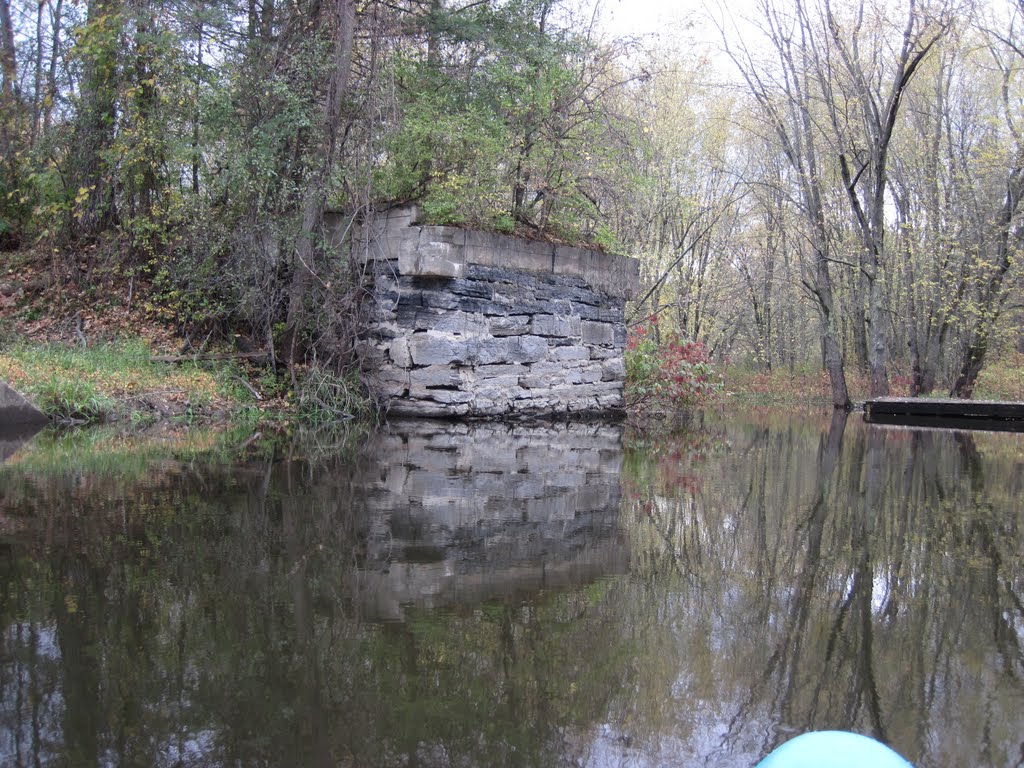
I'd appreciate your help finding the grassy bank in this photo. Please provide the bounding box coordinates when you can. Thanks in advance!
[0,334,378,427]
[0,339,263,425]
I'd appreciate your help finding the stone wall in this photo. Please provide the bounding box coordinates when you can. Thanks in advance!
[351,206,640,418]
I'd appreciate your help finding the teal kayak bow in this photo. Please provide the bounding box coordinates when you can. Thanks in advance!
[756,731,913,768]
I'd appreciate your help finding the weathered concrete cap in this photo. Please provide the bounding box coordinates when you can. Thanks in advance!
[0,380,49,426]
[355,205,642,299]
[392,223,640,299]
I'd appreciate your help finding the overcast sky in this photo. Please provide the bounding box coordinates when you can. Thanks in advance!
[586,0,766,78]
[598,0,704,37]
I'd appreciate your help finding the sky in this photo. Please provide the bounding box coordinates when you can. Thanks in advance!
[598,0,765,37]
[584,0,767,79]
[598,0,706,38]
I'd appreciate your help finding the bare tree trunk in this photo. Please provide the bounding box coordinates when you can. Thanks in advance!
[849,267,869,370]
[32,0,44,143]
[43,0,64,135]
[191,7,203,194]
[866,263,890,396]
[950,165,1023,397]
[0,0,15,102]
[283,0,356,366]
[816,239,851,409]
[724,0,852,408]
[69,0,121,240]
[762,234,775,371]
[132,0,158,222]
[817,0,949,397]
[511,0,553,226]
[0,0,18,189]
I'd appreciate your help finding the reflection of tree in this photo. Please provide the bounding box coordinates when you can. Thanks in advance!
[956,432,1024,680]
[751,410,849,753]
[621,416,1024,767]
[4,420,1024,766]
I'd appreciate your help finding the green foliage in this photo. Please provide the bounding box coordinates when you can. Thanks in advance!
[592,223,623,253]
[374,0,622,242]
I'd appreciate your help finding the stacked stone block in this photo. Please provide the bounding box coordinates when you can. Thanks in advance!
[353,206,640,418]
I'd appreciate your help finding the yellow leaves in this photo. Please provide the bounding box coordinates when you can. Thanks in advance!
[75,186,96,206]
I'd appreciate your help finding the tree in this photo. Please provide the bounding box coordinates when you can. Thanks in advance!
[948,0,1024,397]
[376,0,631,240]
[811,0,950,397]
[0,0,22,246]
[67,0,122,241]
[282,0,357,367]
[724,0,852,408]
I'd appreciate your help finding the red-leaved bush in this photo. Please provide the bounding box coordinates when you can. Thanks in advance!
[625,318,721,412]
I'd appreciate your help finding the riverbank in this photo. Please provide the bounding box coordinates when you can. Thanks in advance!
[5,335,1022,428]
[3,241,1021,427]
[720,356,1024,408]
[0,338,270,426]
[0,248,369,426]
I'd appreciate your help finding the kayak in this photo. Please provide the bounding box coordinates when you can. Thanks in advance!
[756,731,913,768]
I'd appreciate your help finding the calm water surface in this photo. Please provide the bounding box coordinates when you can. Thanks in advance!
[1,413,1023,767]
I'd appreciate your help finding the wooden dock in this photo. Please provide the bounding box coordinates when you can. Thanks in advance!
[864,397,1024,433]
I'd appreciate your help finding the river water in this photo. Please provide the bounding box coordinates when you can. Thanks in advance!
[1,413,1023,767]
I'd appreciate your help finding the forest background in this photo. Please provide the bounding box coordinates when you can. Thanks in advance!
[0,0,1021,419]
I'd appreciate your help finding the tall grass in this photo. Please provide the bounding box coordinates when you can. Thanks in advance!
[32,377,114,423]
[0,339,240,423]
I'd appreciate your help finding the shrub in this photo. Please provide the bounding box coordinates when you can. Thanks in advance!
[295,365,373,425]
[625,320,721,413]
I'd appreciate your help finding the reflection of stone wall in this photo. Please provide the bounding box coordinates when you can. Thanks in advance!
[349,205,640,418]
[353,420,628,620]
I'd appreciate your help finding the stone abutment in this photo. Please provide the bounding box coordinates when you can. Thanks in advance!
[347,206,640,418]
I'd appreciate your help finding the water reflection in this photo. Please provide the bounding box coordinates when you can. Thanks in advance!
[0,422,631,767]
[617,413,1024,766]
[0,424,42,465]
[354,420,628,620]
[0,417,1022,767]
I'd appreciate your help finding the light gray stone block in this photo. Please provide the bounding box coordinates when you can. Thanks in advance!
[389,338,412,368]
[531,314,581,338]
[408,333,475,366]
[601,357,626,380]
[581,320,615,346]
[553,346,591,362]
[488,315,531,337]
